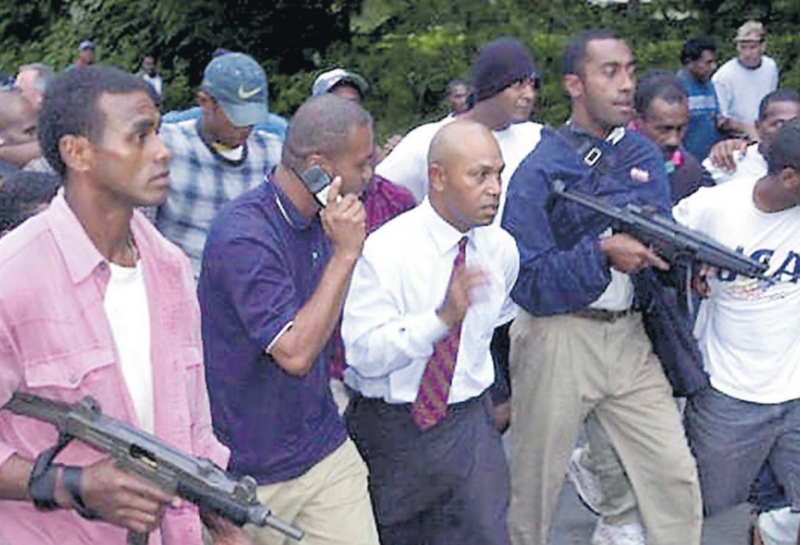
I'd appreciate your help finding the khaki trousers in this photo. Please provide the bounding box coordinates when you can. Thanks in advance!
[507,311,702,545]
[248,439,379,545]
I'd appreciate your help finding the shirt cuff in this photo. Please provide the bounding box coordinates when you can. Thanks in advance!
[266,320,294,353]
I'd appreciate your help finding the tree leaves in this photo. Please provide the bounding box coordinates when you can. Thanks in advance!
[0,0,796,135]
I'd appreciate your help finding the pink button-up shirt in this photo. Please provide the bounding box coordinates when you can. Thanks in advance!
[0,193,229,544]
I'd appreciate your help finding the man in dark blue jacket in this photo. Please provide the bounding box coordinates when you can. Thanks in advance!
[502,30,702,545]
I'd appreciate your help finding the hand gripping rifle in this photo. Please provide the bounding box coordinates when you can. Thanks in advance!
[551,180,770,310]
[4,392,304,544]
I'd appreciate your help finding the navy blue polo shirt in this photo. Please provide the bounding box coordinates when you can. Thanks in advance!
[198,172,346,484]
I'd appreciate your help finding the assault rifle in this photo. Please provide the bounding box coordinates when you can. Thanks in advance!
[551,180,770,297]
[4,393,303,544]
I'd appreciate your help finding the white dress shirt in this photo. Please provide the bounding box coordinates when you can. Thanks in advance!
[343,199,519,404]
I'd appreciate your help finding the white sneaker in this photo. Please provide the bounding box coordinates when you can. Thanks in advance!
[591,518,647,545]
[567,446,603,515]
[757,507,800,545]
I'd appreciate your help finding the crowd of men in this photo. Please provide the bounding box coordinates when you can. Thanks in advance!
[0,17,797,545]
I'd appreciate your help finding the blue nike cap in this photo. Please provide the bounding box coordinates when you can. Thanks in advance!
[200,52,268,127]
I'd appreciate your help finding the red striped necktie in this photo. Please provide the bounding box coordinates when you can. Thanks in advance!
[411,236,468,430]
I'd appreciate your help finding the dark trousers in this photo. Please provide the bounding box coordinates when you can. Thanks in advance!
[685,387,800,515]
[489,322,512,405]
[345,393,511,545]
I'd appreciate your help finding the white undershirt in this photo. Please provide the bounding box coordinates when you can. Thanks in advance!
[590,228,635,311]
[104,260,155,433]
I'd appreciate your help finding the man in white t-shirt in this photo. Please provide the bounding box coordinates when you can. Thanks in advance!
[703,90,798,185]
[375,36,543,222]
[138,56,163,97]
[712,21,778,141]
[676,117,800,545]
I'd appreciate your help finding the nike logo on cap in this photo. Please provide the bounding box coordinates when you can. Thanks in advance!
[238,85,262,100]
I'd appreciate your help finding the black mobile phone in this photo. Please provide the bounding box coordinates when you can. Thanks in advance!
[300,165,333,206]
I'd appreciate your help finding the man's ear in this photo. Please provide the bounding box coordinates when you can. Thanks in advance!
[197,90,213,112]
[428,162,446,194]
[304,153,332,175]
[563,74,583,101]
[59,134,94,175]
[779,167,800,193]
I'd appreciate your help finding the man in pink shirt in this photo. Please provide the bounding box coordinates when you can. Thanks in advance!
[0,65,248,544]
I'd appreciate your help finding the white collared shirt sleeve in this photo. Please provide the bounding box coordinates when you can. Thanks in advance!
[343,246,449,379]
[496,234,520,326]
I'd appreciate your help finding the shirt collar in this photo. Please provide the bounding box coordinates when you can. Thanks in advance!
[195,118,249,167]
[268,172,315,231]
[420,198,474,256]
[565,120,626,144]
[45,190,109,284]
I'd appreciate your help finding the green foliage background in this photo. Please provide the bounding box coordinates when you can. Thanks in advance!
[1,0,798,138]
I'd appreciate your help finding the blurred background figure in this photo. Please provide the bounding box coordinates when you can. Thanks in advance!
[0,89,40,175]
[445,78,472,116]
[0,171,60,235]
[677,37,723,162]
[68,40,96,70]
[14,63,53,111]
[712,21,778,141]
[137,55,163,97]
[312,68,369,102]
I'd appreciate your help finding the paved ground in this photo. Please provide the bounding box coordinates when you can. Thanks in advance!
[549,478,752,544]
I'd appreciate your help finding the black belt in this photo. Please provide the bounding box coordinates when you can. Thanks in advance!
[573,307,637,323]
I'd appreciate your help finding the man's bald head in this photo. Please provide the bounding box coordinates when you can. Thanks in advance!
[0,90,37,146]
[428,119,499,169]
[427,120,504,232]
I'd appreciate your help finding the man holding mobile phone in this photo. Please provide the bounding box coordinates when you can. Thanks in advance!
[197,94,379,545]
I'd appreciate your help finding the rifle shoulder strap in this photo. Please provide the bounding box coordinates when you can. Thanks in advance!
[554,125,625,177]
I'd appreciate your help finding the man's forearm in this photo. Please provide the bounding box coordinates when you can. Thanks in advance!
[0,454,73,508]
[720,117,758,141]
[269,249,358,376]
[0,454,32,501]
